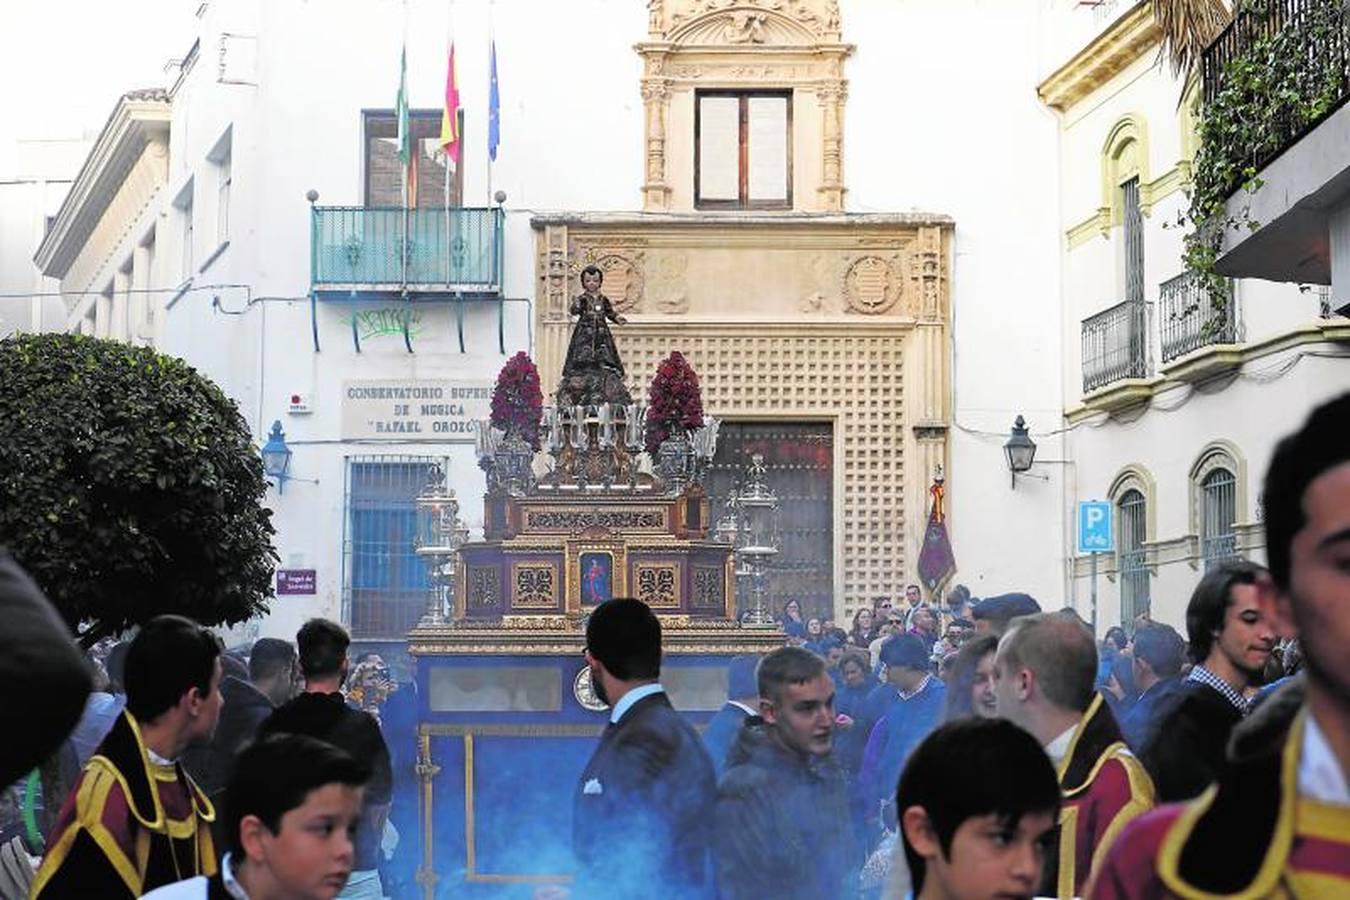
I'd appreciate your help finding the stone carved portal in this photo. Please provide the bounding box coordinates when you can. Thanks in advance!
[638,0,852,211]
[534,214,953,613]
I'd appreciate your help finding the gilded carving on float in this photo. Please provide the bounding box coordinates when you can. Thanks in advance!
[692,565,725,609]
[636,563,681,608]
[511,562,558,609]
[521,506,669,534]
[467,566,500,609]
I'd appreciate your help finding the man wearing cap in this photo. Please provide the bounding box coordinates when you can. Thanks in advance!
[703,655,760,778]
[971,592,1042,637]
[859,634,946,818]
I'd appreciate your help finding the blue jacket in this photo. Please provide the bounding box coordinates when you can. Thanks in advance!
[1119,675,1184,752]
[714,721,861,899]
[860,678,946,807]
[702,701,754,778]
[832,679,878,776]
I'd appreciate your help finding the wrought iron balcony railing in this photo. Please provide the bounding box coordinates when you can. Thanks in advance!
[310,206,503,291]
[1160,272,1237,363]
[1081,300,1150,393]
[1201,0,1350,192]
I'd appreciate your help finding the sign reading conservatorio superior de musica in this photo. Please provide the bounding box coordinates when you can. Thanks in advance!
[341,380,493,441]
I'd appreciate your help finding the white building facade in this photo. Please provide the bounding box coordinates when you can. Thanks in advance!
[1040,0,1350,633]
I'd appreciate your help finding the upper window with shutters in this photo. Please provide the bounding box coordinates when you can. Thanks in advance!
[694,90,792,210]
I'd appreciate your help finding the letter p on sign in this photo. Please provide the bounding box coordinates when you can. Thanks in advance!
[1078,501,1114,554]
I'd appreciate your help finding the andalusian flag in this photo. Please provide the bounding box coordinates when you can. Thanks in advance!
[440,43,461,166]
[395,46,411,167]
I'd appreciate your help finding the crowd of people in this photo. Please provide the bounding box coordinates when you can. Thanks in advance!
[0,396,1346,899]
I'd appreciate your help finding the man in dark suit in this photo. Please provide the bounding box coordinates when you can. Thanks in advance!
[571,598,716,899]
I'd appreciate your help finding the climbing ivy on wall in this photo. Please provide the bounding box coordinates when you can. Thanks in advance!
[1183,0,1349,297]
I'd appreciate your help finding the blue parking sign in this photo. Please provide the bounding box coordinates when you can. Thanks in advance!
[1078,501,1114,554]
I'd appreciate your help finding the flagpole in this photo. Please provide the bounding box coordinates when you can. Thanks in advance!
[487,0,495,209]
[400,1,409,292]
[445,0,454,286]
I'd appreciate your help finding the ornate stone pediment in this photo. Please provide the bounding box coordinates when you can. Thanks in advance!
[653,0,842,43]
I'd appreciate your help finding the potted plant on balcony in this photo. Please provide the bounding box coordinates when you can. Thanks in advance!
[489,351,543,494]
[645,351,705,491]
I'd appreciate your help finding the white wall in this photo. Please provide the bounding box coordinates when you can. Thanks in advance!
[845,0,1067,604]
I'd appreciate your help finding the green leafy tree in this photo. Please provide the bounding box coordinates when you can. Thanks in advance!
[0,334,277,646]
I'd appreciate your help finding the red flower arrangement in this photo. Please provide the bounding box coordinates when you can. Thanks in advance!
[645,350,705,454]
[490,351,544,451]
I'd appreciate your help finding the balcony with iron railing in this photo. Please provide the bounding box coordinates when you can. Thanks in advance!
[307,206,507,352]
[1160,271,1237,363]
[1202,0,1350,195]
[311,206,504,292]
[1081,300,1151,394]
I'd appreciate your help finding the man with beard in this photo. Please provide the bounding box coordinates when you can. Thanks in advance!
[1091,393,1350,898]
[714,647,860,899]
[571,599,715,899]
[32,616,223,899]
[1138,560,1275,802]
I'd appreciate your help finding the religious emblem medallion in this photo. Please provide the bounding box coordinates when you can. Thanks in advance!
[573,665,608,713]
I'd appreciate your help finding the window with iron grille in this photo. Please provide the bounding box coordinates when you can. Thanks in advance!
[1117,489,1149,621]
[1200,468,1238,570]
[1122,177,1144,305]
[343,456,441,639]
[702,422,833,619]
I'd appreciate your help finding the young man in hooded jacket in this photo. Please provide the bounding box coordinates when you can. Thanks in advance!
[714,647,861,900]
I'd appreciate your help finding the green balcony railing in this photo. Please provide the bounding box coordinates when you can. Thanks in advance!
[311,206,503,291]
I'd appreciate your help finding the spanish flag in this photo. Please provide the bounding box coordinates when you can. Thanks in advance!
[440,43,461,167]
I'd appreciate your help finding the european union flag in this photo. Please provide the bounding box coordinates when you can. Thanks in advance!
[488,40,500,162]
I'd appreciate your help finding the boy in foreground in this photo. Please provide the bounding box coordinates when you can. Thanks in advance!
[142,734,370,900]
[897,718,1061,900]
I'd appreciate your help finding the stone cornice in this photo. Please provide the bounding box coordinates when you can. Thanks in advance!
[530,211,953,229]
[34,95,171,279]
[1038,1,1162,112]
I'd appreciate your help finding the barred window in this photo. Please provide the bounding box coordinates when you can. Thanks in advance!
[1200,468,1238,570]
[1117,489,1149,621]
[343,456,441,639]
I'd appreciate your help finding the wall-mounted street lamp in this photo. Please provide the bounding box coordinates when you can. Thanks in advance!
[1004,415,1037,489]
[261,421,293,493]
[261,420,318,494]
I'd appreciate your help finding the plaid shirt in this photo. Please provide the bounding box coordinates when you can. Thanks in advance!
[1186,664,1249,714]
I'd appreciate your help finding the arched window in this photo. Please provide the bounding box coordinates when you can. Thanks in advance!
[1200,468,1237,569]
[1190,442,1246,571]
[1117,488,1150,621]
